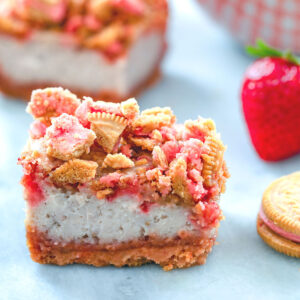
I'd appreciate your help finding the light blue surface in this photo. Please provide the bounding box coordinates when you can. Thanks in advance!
[0,1,299,299]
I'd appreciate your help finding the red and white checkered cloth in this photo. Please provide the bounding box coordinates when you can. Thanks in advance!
[198,0,300,52]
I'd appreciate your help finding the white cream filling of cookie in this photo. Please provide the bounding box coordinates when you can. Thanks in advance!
[26,185,202,244]
[0,30,163,96]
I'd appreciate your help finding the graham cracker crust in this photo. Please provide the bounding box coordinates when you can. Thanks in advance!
[26,226,215,271]
[0,65,161,103]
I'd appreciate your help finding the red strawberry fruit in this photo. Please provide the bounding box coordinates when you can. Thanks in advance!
[241,40,300,161]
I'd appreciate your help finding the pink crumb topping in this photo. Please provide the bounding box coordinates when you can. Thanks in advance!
[28,88,80,119]
[158,176,172,196]
[145,168,158,181]
[75,97,93,127]
[159,126,177,141]
[45,113,95,157]
[99,172,122,188]
[84,15,102,31]
[183,121,206,141]
[202,202,221,227]
[75,98,123,127]
[120,144,132,158]
[22,172,44,207]
[180,139,206,201]
[91,101,122,116]
[193,202,221,229]
[112,0,145,16]
[18,157,35,175]
[163,138,207,202]
[65,15,83,33]
[178,139,204,170]
[29,120,47,139]
[162,138,205,168]
[188,169,202,183]
[20,163,44,207]
[161,141,180,163]
[105,41,124,57]
[259,207,300,243]
[132,127,147,136]
[66,15,102,33]
[186,178,207,202]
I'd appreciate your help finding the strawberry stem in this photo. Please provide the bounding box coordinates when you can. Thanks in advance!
[246,39,300,65]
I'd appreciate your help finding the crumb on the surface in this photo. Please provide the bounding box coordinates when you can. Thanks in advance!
[103,153,134,169]
[45,113,96,160]
[51,159,98,185]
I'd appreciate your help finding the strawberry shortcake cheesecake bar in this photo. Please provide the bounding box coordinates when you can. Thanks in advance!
[0,0,167,101]
[19,87,229,270]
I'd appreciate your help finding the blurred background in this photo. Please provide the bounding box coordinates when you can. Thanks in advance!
[0,0,299,299]
[199,0,300,53]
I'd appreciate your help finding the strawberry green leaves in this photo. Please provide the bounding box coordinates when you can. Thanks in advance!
[246,39,300,65]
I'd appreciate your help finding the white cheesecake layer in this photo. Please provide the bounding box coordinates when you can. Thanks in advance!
[0,31,163,96]
[27,186,199,244]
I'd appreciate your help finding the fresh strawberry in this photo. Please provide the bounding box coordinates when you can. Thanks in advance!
[241,40,300,161]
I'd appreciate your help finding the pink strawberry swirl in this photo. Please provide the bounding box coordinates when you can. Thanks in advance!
[259,207,300,243]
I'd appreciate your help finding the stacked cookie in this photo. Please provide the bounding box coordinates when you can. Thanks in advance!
[257,172,300,258]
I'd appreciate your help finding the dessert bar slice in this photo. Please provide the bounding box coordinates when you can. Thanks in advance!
[19,87,229,270]
[0,0,167,101]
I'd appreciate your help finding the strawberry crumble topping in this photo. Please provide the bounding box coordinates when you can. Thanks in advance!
[27,88,80,122]
[29,120,47,139]
[45,113,96,160]
[19,88,229,230]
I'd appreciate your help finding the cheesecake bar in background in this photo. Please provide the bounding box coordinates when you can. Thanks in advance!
[19,87,229,270]
[0,0,167,101]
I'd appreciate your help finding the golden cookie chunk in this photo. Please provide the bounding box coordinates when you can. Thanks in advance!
[262,172,300,236]
[169,158,193,205]
[132,107,175,134]
[129,136,157,151]
[51,159,98,185]
[88,112,128,153]
[257,215,300,258]
[120,98,139,120]
[201,135,225,187]
[103,153,134,169]
[152,146,168,169]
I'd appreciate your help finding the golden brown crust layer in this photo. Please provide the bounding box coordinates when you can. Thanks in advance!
[257,215,300,258]
[262,172,300,236]
[26,226,215,270]
[0,64,161,102]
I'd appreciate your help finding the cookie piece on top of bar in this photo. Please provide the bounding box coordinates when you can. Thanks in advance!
[0,0,167,101]
[19,87,229,270]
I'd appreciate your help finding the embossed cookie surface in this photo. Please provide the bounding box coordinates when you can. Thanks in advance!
[262,172,300,236]
[258,172,300,258]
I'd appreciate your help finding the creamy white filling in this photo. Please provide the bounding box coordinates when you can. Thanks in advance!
[27,186,200,244]
[0,31,163,96]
